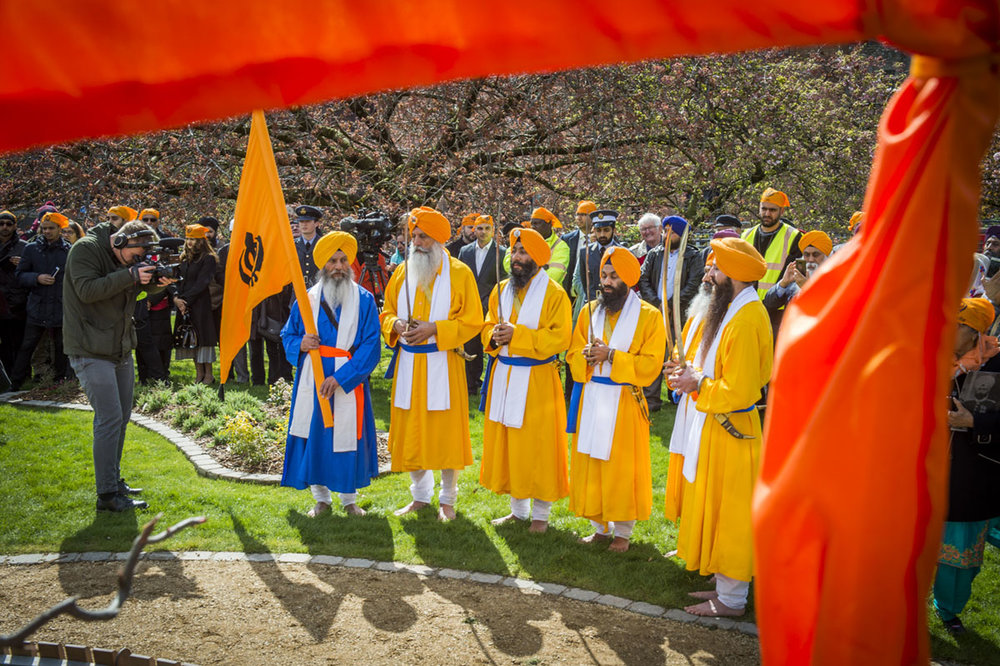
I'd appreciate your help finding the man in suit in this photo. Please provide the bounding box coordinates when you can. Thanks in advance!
[294,205,324,286]
[458,214,505,394]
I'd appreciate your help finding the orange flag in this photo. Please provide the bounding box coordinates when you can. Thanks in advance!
[220,109,332,426]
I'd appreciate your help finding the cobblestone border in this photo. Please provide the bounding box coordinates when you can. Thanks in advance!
[0,394,758,638]
[0,551,759,637]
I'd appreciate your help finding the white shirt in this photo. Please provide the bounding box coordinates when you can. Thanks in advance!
[474,240,493,274]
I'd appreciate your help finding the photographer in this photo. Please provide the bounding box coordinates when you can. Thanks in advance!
[63,220,174,512]
[762,229,832,337]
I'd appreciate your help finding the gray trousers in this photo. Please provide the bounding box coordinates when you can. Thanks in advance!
[70,355,134,495]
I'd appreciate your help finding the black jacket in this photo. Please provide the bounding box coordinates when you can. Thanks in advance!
[561,229,582,295]
[16,235,70,327]
[637,244,704,319]
[0,235,27,319]
[175,253,219,347]
[948,354,1000,522]
[457,240,505,312]
[579,239,624,301]
[296,236,320,286]
[446,234,474,258]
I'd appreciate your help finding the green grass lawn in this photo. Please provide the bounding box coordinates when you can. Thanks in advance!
[3,354,999,665]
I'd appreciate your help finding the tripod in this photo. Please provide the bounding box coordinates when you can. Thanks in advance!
[357,254,388,309]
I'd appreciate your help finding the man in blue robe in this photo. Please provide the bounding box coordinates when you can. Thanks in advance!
[281,231,381,517]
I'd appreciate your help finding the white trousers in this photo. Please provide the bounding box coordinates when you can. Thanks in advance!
[715,573,750,610]
[310,485,356,507]
[510,497,552,522]
[409,469,458,505]
[590,519,635,539]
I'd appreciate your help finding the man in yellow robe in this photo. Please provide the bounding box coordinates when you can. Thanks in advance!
[480,228,572,533]
[380,206,484,521]
[567,246,665,552]
[668,237,773,617]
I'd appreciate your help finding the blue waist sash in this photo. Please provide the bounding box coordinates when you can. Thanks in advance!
[478,354,558,412]
[566,376,628,434]
[384,342,439,379]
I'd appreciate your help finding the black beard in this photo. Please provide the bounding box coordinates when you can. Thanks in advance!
[599,282,629,313]
[510,260,537,290]
[669,237,681,250]
[699,277,735,360]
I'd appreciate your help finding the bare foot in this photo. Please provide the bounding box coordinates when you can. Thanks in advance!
[608,536,630,552]
[344,503,366,517]
[490,513,525,526]
[528,520,548,533]
[307,501,331,518]
[684,599,745,617]
[394,501,429,516]
[578,532,612,545]
[687,590,718,600]
[438,504,456,521]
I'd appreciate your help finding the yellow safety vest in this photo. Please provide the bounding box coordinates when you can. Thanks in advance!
[742,223,796,299]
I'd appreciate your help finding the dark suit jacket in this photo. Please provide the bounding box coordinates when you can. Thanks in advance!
[561,229,582,295]
[637,244,704,320]
[295,236,319,286]
[458,240,505,312]
[579,239,624,300]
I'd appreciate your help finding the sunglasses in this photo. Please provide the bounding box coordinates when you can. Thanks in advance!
[142,217,157,222]
[0,221,14,226]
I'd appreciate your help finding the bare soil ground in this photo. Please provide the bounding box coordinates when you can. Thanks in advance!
[2,561,761,665]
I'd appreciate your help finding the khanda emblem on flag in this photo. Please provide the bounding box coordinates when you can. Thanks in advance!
[238,232,265,287]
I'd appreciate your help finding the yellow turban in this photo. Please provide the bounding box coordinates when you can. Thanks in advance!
[314,230,358,267]
[600,246,641,287]
[139,208,160,220]
[407,206,451,244]
[849,211,864,231]
[476,214,493,227]
[958,298,995,333]
[461,213,479,227]
[798,230,833,256]
[185,224,208,239]
[705,250,716,269]
[531,206,561,229]
[509,227,551,267]
[108,205,137,222]
[41,212,69,229]
[710,237,767,282]
[577,200,597,215]
[760,188,790,208]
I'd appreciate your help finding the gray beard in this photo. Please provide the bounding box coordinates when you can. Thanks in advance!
[409,243,443,288]
[686,284,713,323]
[319,273,354,311]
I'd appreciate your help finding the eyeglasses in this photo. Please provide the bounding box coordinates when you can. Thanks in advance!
[142,217,157,222]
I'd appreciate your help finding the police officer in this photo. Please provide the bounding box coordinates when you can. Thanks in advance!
[294,205,323,286]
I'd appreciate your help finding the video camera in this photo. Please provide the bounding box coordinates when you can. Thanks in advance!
[340,211,394,265]
[141,237,184,281]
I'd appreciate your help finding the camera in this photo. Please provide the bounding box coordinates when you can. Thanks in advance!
[340,211,395,265]
[141,237,184,281]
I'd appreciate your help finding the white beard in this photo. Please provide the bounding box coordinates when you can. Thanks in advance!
[408,242,443,288]
[686,285,712,322]
[319,272,354,311]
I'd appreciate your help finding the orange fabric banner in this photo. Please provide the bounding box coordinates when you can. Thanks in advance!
[754,56,1000,664]
[220,110,332,426]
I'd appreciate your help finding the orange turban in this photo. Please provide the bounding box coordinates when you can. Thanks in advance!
[577,200,597,215]
[520,220,531,228]
[314,230,358,266]
[760,188,790,208]
[958,298,995,333]
[849,211,864,232]
[509,227,550,267]
[407,206,451,244]
[710,237,766,282]
[139,208,160,220]
[108,205,137,221]
[600,246,641,287]
[461,213,479,227]
[41,212,68,229]
[798,230,833,256]
[185,224,208,239]
[476,214,493,227]
[531,206,561,229]
[705,251,716,268]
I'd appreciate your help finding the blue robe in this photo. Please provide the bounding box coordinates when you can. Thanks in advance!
[280,286,381,493]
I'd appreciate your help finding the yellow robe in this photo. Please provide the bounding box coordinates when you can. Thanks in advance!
[567,298,666,524]
[480,276,572,501]
[663,315,705,522]
[675,299,772,581]
[380,254,484,471]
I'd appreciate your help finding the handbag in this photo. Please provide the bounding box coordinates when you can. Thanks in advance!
[173,312,199,349]
[256,308,284,343]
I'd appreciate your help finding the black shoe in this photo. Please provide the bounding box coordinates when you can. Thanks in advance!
[97,493,149,512]
[942,616,966,635]
[118,478,143,495]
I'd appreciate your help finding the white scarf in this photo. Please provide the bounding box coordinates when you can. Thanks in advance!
[576,290,642,461]
[393,248,451,411]
[289,281,360,452]
[672,285,758,483]
[487,270,549,428]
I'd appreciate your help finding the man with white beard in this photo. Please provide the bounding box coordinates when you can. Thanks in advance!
[381,206,483,521]
[280,231,382,518]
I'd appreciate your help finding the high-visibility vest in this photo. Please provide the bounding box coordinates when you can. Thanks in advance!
[742,223,797,299]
